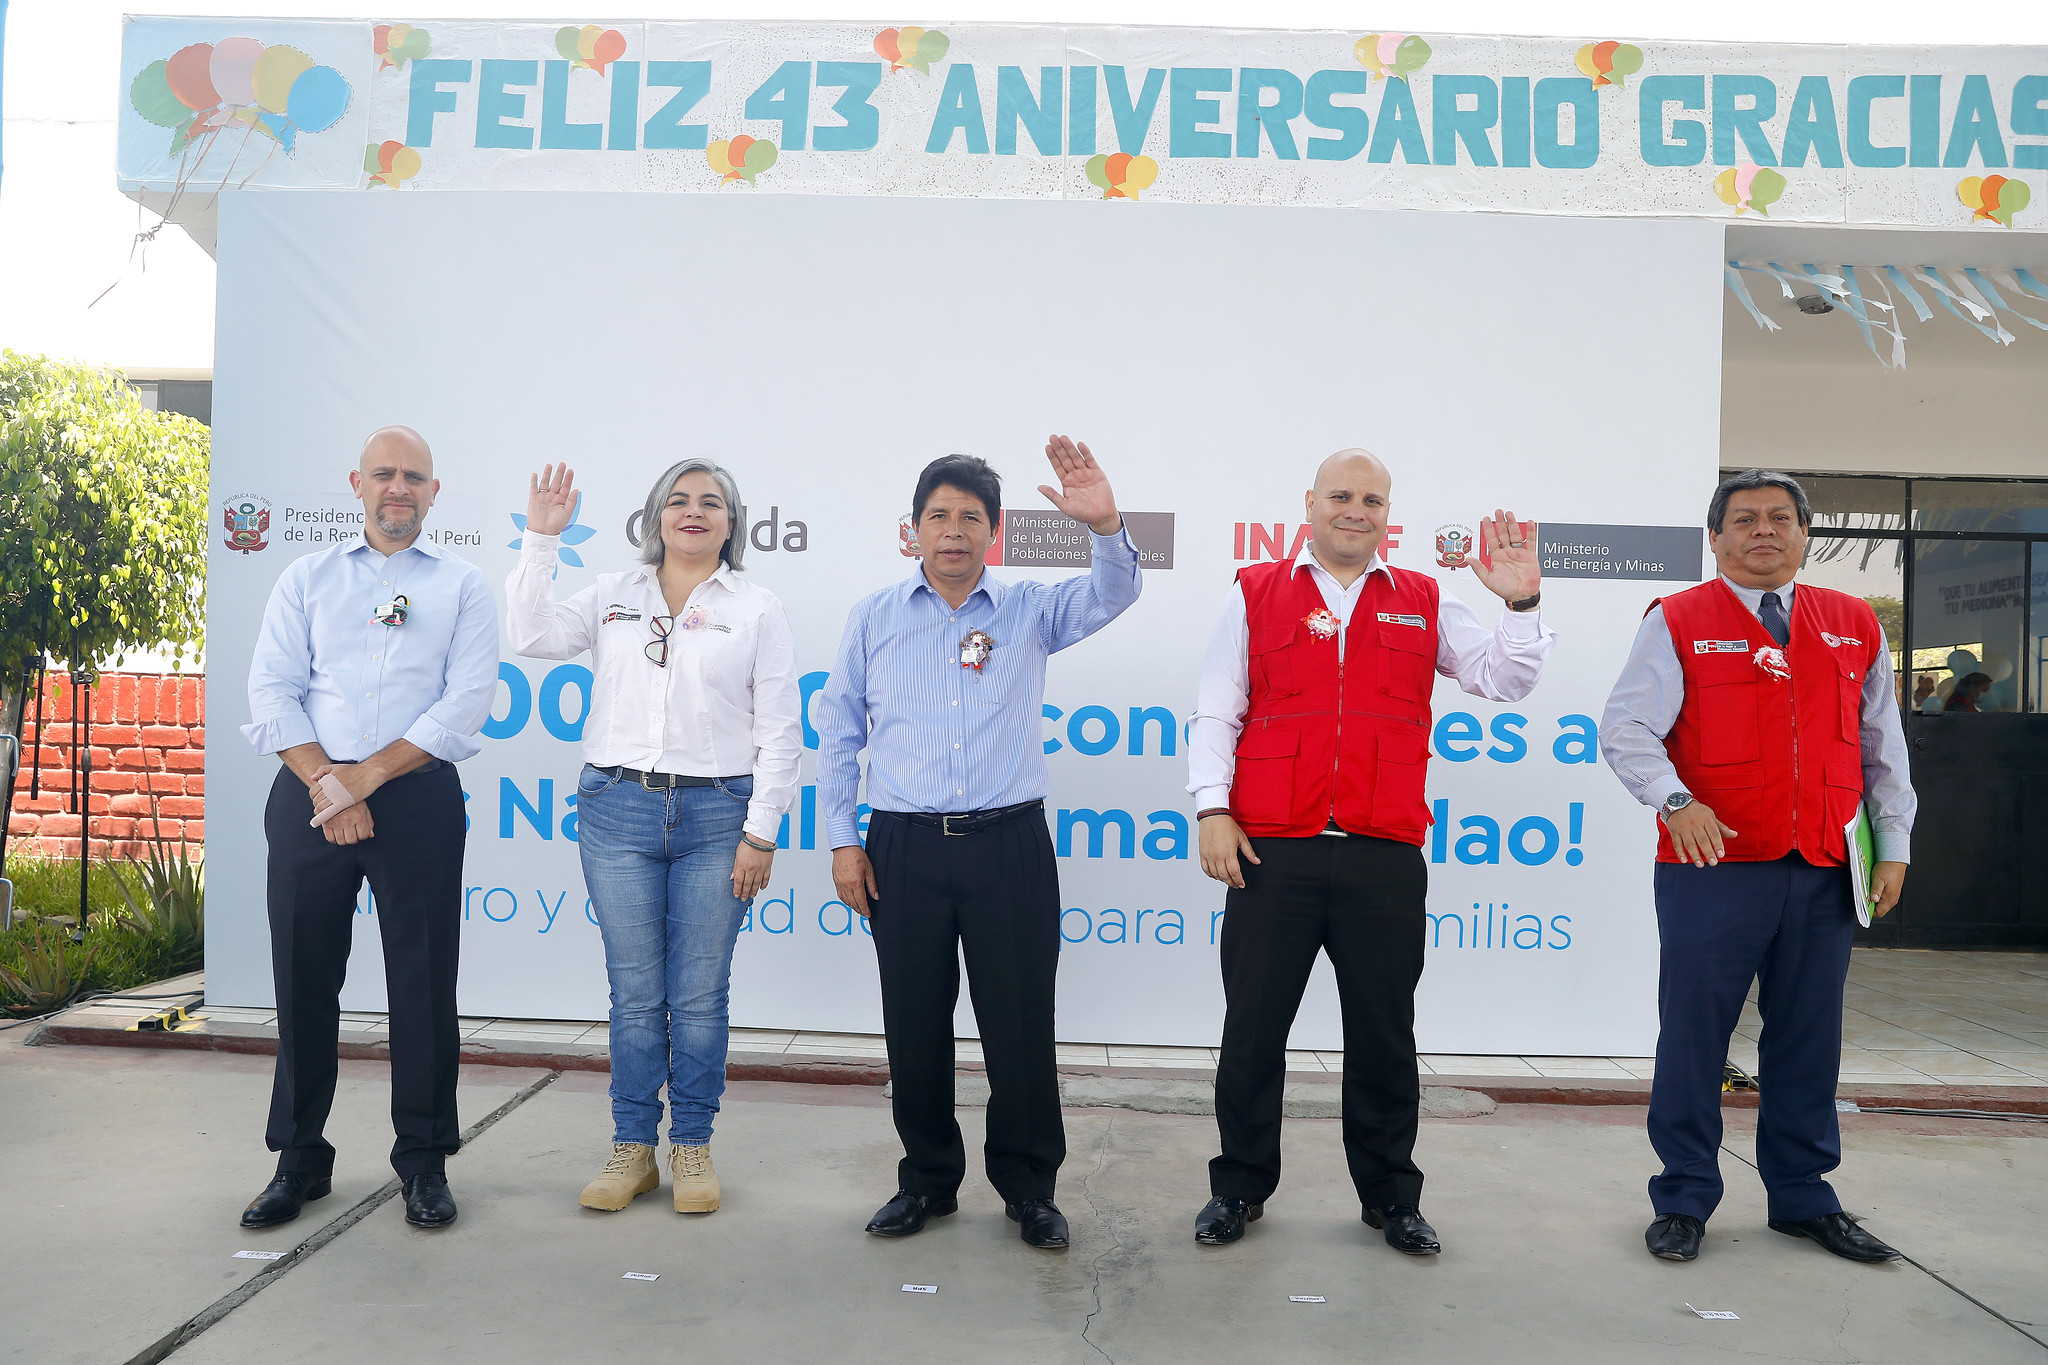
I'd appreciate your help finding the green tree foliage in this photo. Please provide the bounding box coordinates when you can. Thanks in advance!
[0,352,208,678]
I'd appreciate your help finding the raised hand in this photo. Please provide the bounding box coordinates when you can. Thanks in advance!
[526,463,579,537]
[1039,435,1122,536]
[1470,508,1541,604]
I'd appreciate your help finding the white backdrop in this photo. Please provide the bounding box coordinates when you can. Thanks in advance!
[206,191,1723,1054]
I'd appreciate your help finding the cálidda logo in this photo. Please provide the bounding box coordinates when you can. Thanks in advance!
[1714,162,1786,216]
[1354,34,1431,83]
[373,23,431,72]
[1959,175,2030,228]
[874,27,950,75]
[131,39,351,157]
[365,140,421,188]
[556,25,627,76]
[1574,41,1643,88]
[222,495,271,554]
[1086,153,1158,200]
[708,135,777,185]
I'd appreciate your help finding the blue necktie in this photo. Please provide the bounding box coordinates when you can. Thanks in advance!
[1760,591,1790,648]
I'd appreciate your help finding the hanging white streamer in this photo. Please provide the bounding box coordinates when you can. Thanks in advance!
[1944,269,2016,345]
[1724,264,1781,332]
[1973,269,2048,332]
[1916,266,2006,343]
[1866,265,1908,369]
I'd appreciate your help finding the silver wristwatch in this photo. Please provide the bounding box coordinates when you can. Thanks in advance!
[1660,791,1695,818]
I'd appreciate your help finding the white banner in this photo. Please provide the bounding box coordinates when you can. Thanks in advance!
[121,17,2048,231]
[204,191,1723,1055]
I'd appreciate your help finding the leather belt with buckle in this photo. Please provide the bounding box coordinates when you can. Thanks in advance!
[880,799,1046,837]
[599,765,744,791]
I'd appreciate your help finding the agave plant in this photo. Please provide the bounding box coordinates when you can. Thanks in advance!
[107,775,204,963]
[0,918,99,1016]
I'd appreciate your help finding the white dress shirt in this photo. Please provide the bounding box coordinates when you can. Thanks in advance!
[505,533,802,843]
[1188,548,1557,809]
[243,537,500,764]
[1598,576,1917,863]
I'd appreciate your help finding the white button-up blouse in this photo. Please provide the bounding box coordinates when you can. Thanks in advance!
[505,532,802,844]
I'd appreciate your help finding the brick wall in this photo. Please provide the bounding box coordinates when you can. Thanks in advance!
[7,672,206,861]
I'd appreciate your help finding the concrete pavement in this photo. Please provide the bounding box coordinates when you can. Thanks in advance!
[4,1032,2044,1364]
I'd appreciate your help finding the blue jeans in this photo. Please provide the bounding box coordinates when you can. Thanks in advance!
[576,765,752,1146]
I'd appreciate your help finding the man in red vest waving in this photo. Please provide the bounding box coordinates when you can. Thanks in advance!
[1186,449,1553,1253]
[1601,470,1914,1266]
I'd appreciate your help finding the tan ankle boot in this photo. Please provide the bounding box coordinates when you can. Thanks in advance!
[579,1143,659,1211]
[670,1144,720,1213]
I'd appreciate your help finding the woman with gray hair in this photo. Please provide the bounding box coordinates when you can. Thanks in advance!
[506,458,801,1217]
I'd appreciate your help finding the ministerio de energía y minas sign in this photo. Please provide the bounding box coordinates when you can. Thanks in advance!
[119,18,2046,230]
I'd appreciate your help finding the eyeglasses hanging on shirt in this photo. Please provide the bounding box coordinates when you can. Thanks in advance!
[644,605,730,667]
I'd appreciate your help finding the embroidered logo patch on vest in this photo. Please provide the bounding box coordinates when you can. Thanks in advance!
[1820,632,1864,648]
[1692,639,1750,654]
[1377,612,1427,628]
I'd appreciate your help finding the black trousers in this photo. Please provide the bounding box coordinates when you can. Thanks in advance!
[262,762,466,1178]
[866,808,1064,1203]
[1210,834,1428,1209]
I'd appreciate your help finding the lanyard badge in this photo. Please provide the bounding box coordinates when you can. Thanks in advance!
[960,629,995,671]
[373,594,409,627]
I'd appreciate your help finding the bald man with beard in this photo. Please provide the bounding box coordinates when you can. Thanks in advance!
[240,427,500,1232]
[1185,450,1555,1253]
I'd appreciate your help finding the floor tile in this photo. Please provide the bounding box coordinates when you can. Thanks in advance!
[1054,1045,1110,1065]
[1420,1055,1540,1076]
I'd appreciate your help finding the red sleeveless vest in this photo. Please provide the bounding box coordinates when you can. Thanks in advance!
[1229,558,1440,844]
[1655,578,1879,866]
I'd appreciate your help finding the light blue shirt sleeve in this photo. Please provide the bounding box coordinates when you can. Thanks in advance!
[400,566,502,763]
[1035,525,1143,652]
[242,560,322,756]
[816,597,873,850]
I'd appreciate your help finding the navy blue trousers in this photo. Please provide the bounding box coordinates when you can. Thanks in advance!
[1648,854,1854,1223]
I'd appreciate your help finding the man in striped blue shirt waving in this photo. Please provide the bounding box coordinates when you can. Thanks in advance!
[817,436,1143,1251]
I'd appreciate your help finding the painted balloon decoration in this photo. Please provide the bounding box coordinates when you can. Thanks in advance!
[1353,34,1431,82]
[874,26,950,75]
[556,25,628,76]
[708,135,778,186]
[1085,153,1159,200]
[1575,41,1643,88]
[131,40,351,156]
[1714,163,1787,216]
[1959,175,2030,228]
[365,140,422,189]
[373,24,432,72]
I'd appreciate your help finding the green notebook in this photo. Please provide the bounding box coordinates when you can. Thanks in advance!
[1845,804,1877,929]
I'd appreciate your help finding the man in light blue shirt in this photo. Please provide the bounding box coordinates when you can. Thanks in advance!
[818,437,1141,1250]
[239,426,498,1233]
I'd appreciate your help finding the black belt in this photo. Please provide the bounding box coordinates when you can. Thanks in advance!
[597,765,745,791]
[875,799,1045,837]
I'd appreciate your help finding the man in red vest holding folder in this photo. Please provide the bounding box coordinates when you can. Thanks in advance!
[1601,470,1914,1265]
[1187,449,1553,1252]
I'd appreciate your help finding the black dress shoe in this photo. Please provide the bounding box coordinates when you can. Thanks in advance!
[1363,1204,1441,1255]
[401,1173,458,1228]
[865,1189,958,1238]
[1768,1212,1900,1263]
[1005,1199,1069,1249]
[240,1171,332,1229]
[1194,1195,1263,1246]
[1646,1213,1705,1261]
